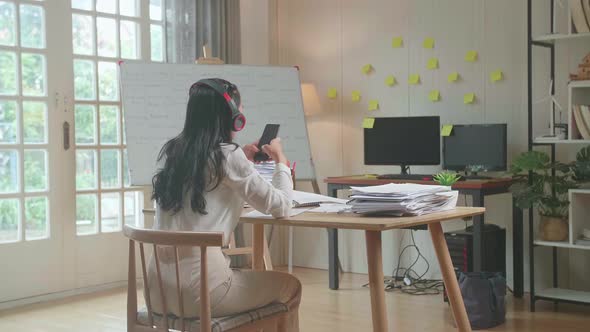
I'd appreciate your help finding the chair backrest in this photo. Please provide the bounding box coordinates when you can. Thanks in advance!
[123,225,224,332]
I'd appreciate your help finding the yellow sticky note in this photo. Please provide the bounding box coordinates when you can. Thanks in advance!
[490,70,503,82]
[427,58,439,70]
[327,88,338,99]
[392,36,403,48]
[362,64,373,75]
[408,74,420,85]
[464,93,475,104]
[385,75,396,87]
[441,125,453,137]
[429,90,440,102]
[351,90,361,102]
[368,100,379,111]
[362,117,375,129]
[448,72,459,83]
[465,50,478,62]
[423,37,435,49]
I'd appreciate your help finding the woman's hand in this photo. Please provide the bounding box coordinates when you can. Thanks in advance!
[242,141,260,162]
[262,138,288,165]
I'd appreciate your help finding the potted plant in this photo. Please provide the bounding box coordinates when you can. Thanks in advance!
[433,171,462,186]
[510,151,578,241]
[573,145,590,188]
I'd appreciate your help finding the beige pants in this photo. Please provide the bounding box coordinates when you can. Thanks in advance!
[210,270,301,329]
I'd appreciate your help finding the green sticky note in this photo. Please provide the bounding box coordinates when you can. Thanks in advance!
[362,117,375,129]
[368,100,379,111]
[441,125,453,137]
[351,90,361,102]
[385,75,396,87]
[423,37,435,49]
[408,74,420,85]
[448,72,459,83]
[392,36,403,48]
[490,70,503,82]
[464,93,475,104]
[429,90,440,102]
[362,64,373,75]
[465,50,478,62]
[427,57,439,70]
[327,88,338,99]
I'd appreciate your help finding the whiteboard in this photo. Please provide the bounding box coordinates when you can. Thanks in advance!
[120,63,315,185]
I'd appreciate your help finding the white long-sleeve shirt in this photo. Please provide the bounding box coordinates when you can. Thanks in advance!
[147,144,293,315]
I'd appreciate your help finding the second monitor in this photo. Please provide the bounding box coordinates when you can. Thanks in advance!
[364,116,440,175]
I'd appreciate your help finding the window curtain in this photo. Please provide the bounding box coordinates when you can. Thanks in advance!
[166,0,241,64]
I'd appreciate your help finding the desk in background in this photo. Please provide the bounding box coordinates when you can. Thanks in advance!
[324,176,524,298]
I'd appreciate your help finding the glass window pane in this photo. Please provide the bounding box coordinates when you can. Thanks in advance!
[120,20,139,59]
[120,0,138,17]
[19,5,45,49]
[98,61,119,101]
[101,192,120,232]
[25,196,48,240]
[0,51,17,95]
[100,149,120,188]
[74,59,96,100]
[0,198,19,243]
[72,14,94,55]
[21,53,46,96]
[0,1,16,46]
[24,149,47,192]
[76,149,97,190]
[75,104,96,145]
[23,101,47,144]
[123,148,130,187]
[99,105,119,144]
[149,0,162,21]
[72,0,93,10]
[124,191,142,226]
[0,149,18,193]
[150,24,163,62]
[76,194,97,235]
[97,17,117,57]
[96,0,116,14]
[0,100,17,144]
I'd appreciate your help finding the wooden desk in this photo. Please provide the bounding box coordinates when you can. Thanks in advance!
[241,207,485,332]
[324,176,524,298]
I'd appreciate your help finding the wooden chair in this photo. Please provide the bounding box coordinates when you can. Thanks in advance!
[124,225,293,332]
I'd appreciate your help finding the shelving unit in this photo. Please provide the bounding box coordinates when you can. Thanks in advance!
[527,0,590,311]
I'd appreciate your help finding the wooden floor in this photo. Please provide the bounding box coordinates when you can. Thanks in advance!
[1,267,589,331]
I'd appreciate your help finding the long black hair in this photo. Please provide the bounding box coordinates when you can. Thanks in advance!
[152,78,241,215]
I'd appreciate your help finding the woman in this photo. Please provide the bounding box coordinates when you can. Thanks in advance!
[147,78,301,328]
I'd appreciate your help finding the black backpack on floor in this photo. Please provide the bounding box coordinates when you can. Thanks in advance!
[457,271,506,330]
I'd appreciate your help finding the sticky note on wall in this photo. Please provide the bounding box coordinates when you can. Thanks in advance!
[463,93,475,104]
[490,70,503,82]
[423,37,435,49]
[427,58,439,69]
[327,88,338,99]
[465,50,478,62]
[408,74,420,85]
[362,64,373,75]
[368,100,379,111]
[429,90,440,102]
[362,117,375,129]
[351,90,361,102]
[392,37,403,48]
[441,125,453,136]
[385,75,396,86]
[448,72,459,83]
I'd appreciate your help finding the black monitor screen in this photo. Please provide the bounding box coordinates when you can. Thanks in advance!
[443,124,507,171]
[364,116,440,166]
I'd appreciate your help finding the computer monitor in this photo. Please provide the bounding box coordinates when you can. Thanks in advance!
[443,124,507,173]
[364,116,440,174]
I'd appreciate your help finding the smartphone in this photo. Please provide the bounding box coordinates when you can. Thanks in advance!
[254,124,280,162]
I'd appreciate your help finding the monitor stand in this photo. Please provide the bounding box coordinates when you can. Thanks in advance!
[463,170,492,180]
[400,164,410,175]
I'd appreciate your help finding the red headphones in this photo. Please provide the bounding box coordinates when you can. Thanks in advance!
[190,79,246,132]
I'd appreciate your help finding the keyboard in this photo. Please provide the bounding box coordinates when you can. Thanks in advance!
[376,174,434,181]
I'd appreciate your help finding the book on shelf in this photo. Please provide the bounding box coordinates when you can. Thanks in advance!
[574,236,590,246]
[572,104,590,139]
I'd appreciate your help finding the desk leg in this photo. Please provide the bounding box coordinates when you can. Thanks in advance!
[472,192,485,272]
[328,228,339,290]
[513,199,524,298]
[365,231,388,332]
[252,224,265,271]
[429,222,471,332]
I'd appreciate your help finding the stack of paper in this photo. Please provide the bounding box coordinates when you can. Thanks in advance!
[254,161,276,183]
[347,183,458,216]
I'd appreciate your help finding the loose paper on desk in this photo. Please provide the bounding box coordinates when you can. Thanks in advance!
[392,36,403,48]
[463,93,475,104]
[441,124,453,136]
[427,58,439,70]
[465,50,478,62]
[292,190,349,206]
[408,74,420,85]
[429,90,440,102]
[385,75,396,87]
[490,70,503,82]
[423,37,435,49]
[362,117,375,129]
[368,100,379,111]
[351,90,361,102]
[244,207,312,219]
[327,88,338,99]
[448,72,459,83]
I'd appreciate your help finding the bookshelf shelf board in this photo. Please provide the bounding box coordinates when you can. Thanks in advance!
[533,32,590,43]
